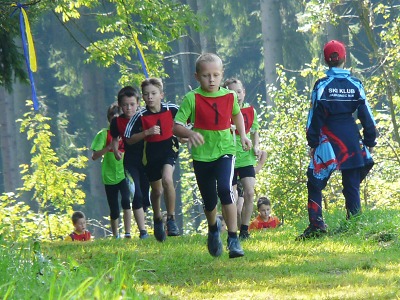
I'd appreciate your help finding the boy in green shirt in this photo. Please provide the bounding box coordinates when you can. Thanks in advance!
[173,53,252,258]
[224,78,261,240]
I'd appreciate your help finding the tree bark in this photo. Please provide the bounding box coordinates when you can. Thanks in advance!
[83,64,108,220]
[260,0,284,106]
[0,87,19,193]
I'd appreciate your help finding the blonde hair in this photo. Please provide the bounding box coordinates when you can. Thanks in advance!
[141,78,163,93]
[223,78,243,89]
[195,53,223,73]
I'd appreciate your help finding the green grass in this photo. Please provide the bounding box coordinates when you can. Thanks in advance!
[2,208,400,299]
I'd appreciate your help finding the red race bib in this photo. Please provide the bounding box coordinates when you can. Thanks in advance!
[141,110,173,142]
[232,106,254,134]
[194,93,234,130]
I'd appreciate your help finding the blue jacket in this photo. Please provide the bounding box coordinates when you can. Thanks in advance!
[307,68,377,171]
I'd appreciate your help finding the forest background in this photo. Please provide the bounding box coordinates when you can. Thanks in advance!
[0,0,399,240]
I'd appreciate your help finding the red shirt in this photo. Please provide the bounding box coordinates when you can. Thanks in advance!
[66,230,91,241]
[249,215,280,231]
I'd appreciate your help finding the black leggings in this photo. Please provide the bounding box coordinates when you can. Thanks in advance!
[193,155,235,212]
[105,179,130,220]
[125,164,151,210]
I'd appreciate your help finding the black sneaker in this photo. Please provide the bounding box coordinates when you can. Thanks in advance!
[154,219,166,242]
[166,219,180,236]
[207,218,223,257]
[296,225,327,241]
[227,236,245,258]
[239,230,250,240]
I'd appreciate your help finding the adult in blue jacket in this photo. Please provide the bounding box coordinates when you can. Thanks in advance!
[297,40,377,240]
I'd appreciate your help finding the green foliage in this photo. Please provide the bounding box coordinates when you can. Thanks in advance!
[17,102,87,213]
[0,239,151,299]
[52,0,200,86]
[0,101,88,241]
[1,208,400,298]
[256,66,313,222]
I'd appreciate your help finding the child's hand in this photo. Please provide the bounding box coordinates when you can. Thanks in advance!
[178,137,189,144]
[145,125,160,136]
[241,137,252,151]
[253,146,260,157]
[114,151,123,161]
[188,131,204,148]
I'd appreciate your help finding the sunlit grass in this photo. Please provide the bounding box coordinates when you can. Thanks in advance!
[1,208,400,299]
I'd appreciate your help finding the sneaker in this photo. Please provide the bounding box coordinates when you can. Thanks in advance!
[154,219,166,242]
[239,230,250,240]
[207,218,223,257]
[124,233,131,239]
[166,219,180,236]
[227,236,245,258]
[139,232,150,239]
[296,225,327,241]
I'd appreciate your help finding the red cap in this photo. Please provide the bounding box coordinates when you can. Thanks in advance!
[323,40,346,62]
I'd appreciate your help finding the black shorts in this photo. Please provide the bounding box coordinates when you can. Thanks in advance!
[145,137,179,182]
[232,165,255,186]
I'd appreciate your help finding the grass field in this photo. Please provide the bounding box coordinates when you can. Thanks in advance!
[1,208,400,299]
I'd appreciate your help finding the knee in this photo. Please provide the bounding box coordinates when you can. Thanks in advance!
[151,188,163,199]
[218,188,234,206]
[243,189,254,201]
[162,176,173,190]
[204,201,217,212]
[110,210,120,220]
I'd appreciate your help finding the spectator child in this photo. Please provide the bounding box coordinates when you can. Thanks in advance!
[173,53,252,258]
[249,197,280,231]
[297,40,377,239]
[124,78,180,242]
[65,211,91,241]
[91,102,132,238]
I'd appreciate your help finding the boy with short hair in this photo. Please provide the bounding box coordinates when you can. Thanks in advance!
[249,197,280,230]
[223,78,261,240]
[297,40,377,239]
[124,78,180,242]
[65,211,91,241]
[173,53,252,258]
[110,86,149,239]
[91,102,131,238]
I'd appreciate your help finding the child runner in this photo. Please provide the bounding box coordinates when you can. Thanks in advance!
[124,78,180,242]
[91,102,131,238]
[223,78,261,240]
[173,53,252,258]
[110,86,149,239]
[297,40,377,239]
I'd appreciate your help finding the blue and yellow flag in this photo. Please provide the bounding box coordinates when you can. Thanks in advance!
[12,3,39,110]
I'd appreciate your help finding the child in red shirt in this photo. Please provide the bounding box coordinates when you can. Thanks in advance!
[249,197,280,231]
[65,211,92,241]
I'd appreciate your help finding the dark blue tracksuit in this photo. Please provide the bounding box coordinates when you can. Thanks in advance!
[306,67,377,227]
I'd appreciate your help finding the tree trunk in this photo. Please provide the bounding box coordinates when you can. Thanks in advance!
[83,64,108,221]
[0,87,19,193]
[196,0,217,53]
[260,0,284,106]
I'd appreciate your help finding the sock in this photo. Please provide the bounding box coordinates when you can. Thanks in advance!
[209,221,218,233]
[167,215,175,221]
[228,231,238,239]
[139,229,147,236]
[124,232,131,237]
[240,225,249,232]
